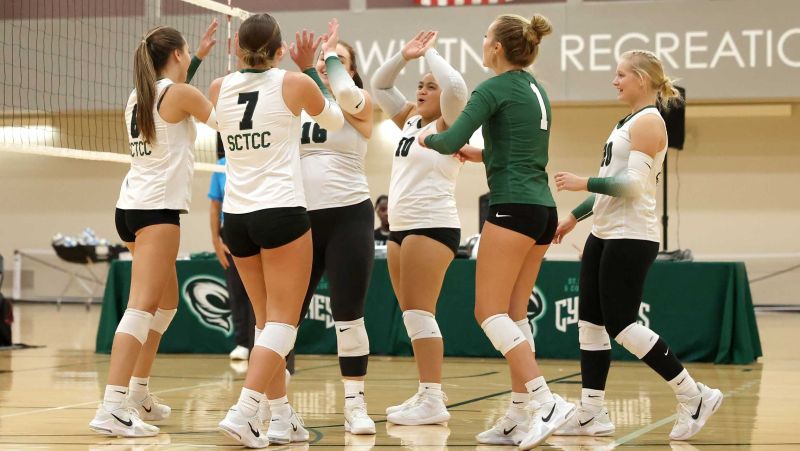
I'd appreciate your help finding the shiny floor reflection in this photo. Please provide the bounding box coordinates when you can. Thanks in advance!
[0,304,797,450]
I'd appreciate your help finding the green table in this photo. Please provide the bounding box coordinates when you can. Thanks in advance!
[97,259,761,364]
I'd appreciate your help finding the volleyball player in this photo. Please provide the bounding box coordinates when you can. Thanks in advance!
[210,14,344,448]
[419,14,575,449]
[89,25,219,437]
[552,50,723,441]
[371,30,469,426]
[290,19,376,435]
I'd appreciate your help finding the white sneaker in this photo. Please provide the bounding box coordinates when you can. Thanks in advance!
[669,383,723,441]
[267,406,309,444]
[386,390,450,426]
[229,345,250,361]
[345,400,376,435]
[554,406,615,436]
[476,414,530,445]
[89,405,159,437]
[518,394,576,450]
[386,390,422,415]
[130,393,171,421]
[218,406,267,449]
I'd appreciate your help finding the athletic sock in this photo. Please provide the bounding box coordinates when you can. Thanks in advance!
[507,392,529,422]
[268,395,291,418]
[236,387,262,418]
[343,379,365,406]
[668,369,700,398]
[581,388,605,413]
[129,376,149,402]
[525,376,554,405]
[103,384,129,411]
[419,381,443,397]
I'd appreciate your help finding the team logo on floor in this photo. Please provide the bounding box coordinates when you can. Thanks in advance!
[182,275,233,336]
[526,286,547,337]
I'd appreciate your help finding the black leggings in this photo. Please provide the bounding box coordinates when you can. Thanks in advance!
[579,234,684,389]
[297,199,375,376]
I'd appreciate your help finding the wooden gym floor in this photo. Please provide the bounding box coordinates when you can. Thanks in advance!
[1,303,798,450]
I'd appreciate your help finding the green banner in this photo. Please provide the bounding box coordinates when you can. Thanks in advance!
[97,258,761,364]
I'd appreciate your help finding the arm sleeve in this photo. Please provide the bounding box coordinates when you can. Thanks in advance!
[424,87,497,155]
[424,48,468,127]
[302,68,333,99]
[324,51,366,115]
[370,52,408,118]
[587,151,654,198]
[571,194,596,222]
[186,56,202,84]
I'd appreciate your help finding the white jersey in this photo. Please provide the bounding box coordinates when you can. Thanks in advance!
[592,106,667,242]
[117,79,196,213]
[216,68,305,214]
[388,115,462,231]
[299,111,370,211]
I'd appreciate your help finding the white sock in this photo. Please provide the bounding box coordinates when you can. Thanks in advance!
[525,376,554,404]
[507,392,529,422]
[236,387,262,418]
[343,379,365,406]
[419,381,443,397]
[129,376,149,401]
[668,369,700,398]
[103,385,129,411]
[581,388,605,413]
[268,395,291,418]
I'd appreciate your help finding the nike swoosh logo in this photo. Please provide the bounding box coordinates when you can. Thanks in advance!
[249,396,260,403]
[355,99,364,109]
[292,423,298,432]
[111,413,133,427]
[645,162,652,169]
[249,422,260,437]
[691,398,703,420]
[114,390,127,394]
[587,395,600,398]
[503,425,517,435]
[143,405,152,413]
[512,401,525,405]
[137,383,148,386]
[677,377,686,386]
[495,213,512,218]
[664,347,670,356]
[339,328,351,332]
[542,404,556,422]
[579,417,595,427]
[531,386,543,393]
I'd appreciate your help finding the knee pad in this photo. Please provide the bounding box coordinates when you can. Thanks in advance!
[481,314,526,355]
[116,309,154,344]
[402,310,442,341]
[335,318,370,357]
[150,308,176,335]
[514,318,535,352]
[579,320,611,351]
[255,322,297,358]
[614,323,659,359]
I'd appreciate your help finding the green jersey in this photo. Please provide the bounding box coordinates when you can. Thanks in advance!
[424,70,554,207]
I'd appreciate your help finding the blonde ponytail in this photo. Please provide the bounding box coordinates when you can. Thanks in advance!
[622,50,683,109]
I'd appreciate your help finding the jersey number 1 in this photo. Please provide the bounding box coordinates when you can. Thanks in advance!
[237,91,259,130]
[529,82,549,131]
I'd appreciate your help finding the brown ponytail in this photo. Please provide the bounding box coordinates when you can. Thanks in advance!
[339,40,364,89]
[238,14,283,68]
[492,13,552,67]
[133,26,185,144]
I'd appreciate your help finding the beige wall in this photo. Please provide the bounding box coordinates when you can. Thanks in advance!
[2,102,799,304]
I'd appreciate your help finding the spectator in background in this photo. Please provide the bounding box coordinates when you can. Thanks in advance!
[374,194,389,245]
[209,133,255,361]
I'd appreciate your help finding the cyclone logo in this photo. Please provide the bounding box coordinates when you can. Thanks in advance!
[181,275,232,335]
[526,286,547,337]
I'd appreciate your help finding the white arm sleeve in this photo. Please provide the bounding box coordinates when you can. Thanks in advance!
[370,52,408,118]
[324,51,366,115]
[203,107,218,131]
[622,150,654,197]
[310,98,345,132]
[424,48,468,127]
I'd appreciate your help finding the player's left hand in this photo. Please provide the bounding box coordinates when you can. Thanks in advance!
[196,18,219,60]
[289,29,323,71]
[554,172,589,192]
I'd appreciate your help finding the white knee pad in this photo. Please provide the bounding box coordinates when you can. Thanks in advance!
[255,322,297,358]
[335,318,370,357]
[150,308,177,335]
[614,323,659,359]
[481,314,526,355]
[116,309,154,344]
[579,320,611,351]
[402,310,442,341]
[514,318,535,352]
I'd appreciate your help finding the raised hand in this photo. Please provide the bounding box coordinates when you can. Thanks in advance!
[289,29,323,71]
[321,18,340,54]
[401,30,438,61]
[196,18,219,60]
